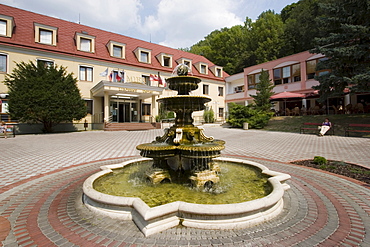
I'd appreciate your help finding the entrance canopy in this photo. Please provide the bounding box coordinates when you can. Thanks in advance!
[91,81,164,99]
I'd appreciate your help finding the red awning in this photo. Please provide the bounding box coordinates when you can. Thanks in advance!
[270,92,305,100]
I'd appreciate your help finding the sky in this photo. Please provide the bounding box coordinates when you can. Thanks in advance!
[1,0,298,49]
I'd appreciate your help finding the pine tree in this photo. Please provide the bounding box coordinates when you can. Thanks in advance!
[4,61,87,132]
[312,0,370,101]
[250,70,275,111]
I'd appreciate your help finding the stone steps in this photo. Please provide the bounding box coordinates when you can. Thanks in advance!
[104,122,156,131]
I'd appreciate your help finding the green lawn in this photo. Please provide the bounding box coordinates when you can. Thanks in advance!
[264,114,370,137]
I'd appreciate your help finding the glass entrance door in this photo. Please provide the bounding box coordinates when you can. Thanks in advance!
[110,100,138,123]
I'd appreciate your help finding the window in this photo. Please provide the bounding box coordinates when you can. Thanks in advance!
[0,20,6,36]
[273,63,301,85]
[0,54,7,72]
[194,62,208,74]
[234,85,244,93]
[113,45,122,57]
[134,47,152,64]
[306,58,329,79]
[216,68,222,77]
[200,64,207,74]
[163,56,171,67]
[39,29,53,44]
[107,41,126,59]
[218,108,224,118]
[142,75,150,86]
[140,51,149,63]
[80,66,93,81]
[203,84,209,95]
[248,73,261,89]
[0,14,14,37]
[176,58,192,69]
[142,104,151,115]
[210,66,223,77]
[76,32,95,53]
[156,53,173,68]
[218,87,224,96]
[85,100,93,114]
[37,59,54,68]
[80,38,91,52]
[34,23,57,45]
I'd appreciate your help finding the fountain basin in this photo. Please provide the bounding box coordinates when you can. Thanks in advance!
[83,157,290,236]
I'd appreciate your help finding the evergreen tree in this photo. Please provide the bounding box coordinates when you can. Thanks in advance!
[250,70,275,111]
[4,61,87,132]
[312,0,370,101]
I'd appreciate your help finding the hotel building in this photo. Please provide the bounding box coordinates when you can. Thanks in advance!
[0,4,226,131]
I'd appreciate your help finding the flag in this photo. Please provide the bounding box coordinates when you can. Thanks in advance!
[150,74,159,82]
[158,76,166,87]
[108,71,113,81]
[116,72,122,82]
[100,68,108,77]
[119,71,124,82]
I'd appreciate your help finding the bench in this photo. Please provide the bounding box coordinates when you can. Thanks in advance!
[300,122,334,135]
[0,124,16,138]
[345,124,370,137]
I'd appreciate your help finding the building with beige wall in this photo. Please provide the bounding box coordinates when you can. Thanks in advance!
[0,4,226,130]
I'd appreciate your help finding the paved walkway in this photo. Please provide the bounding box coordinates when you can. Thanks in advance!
[0,128,369,246]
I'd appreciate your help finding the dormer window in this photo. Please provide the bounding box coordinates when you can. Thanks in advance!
[156,53,173,68]
[134,47,152,64]
[201,64,207,74]
[107,41,126,59]
[176,58,192,70]
[76,32,95,53]
[0,14,15,38]
[194,62,208,75]
[210,65,223,77]
[34,23,58,46]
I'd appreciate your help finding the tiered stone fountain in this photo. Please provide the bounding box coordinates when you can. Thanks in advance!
[83,65,291,236]
[136,64,225,188]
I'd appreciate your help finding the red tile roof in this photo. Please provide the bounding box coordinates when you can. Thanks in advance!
[0,4,228,81]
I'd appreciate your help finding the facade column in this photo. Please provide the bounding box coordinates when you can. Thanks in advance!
[344,94,350,106]
[151,95,157,123]
[104,91,110,123]
[302,99,307,108]
[300,61,307,90]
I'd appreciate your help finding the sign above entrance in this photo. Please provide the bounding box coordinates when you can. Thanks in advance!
[91,80,164,98]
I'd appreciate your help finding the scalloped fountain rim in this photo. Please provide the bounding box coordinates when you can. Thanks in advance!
[82,157,291,236]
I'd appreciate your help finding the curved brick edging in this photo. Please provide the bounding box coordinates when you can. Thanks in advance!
[0,155,369,246]
[0,216,10,246]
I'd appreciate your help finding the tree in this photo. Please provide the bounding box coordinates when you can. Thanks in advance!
[188,18,253,74]
[250,10,284,64]
[311,0,370,101]
[4,61,87,132]
[250,70,275,111]
[281,0,323,55]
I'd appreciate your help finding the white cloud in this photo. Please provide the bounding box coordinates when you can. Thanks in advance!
[139,0,244,48]
[1,0,298,48]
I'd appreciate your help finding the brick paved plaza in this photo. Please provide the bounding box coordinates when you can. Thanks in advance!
[0,127,369,246]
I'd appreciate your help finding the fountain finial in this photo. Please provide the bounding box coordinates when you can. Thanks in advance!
[174,63,190,76]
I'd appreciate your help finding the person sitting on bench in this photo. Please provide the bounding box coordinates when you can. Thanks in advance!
[319,118,331,136]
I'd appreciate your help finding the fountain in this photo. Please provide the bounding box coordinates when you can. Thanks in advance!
[83,65,290,236]
[136,64,225,188]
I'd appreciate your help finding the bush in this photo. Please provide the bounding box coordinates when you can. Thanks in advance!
[314,156,327,165]
[203,108,215,123]
[227,103,273,129]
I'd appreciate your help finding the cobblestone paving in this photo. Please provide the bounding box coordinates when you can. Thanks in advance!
[0,127,369,246]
